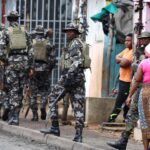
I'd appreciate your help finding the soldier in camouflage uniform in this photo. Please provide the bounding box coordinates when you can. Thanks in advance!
[0,11,33,125]
[29,25,56,121]
[40,23,86,143]
[0,24,6,119]
[107,32,150,150]
[60,47,72,125]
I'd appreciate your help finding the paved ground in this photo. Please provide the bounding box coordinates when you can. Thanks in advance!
[18,117,143,150]
[0,130,50,150]
[0,107,144,150]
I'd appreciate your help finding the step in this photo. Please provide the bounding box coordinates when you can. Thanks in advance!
[102,122,125,127]
[100,122,125,132]
[101,126,125,132]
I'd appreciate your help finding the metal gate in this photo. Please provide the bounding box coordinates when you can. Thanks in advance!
[16,0,73,86]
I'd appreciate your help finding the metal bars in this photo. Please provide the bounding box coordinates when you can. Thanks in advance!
[16,0,72,86]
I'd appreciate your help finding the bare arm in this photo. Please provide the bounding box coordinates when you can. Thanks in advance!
[115,54,122,64]
[116,54,132,68]
[126,78,139,107]
[134,67,143,82]
[126,67,143,106]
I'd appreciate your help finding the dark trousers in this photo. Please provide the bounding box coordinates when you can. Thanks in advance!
[108,80,130,122]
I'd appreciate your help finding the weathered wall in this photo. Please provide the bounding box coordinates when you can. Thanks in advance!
[85,0,105,97]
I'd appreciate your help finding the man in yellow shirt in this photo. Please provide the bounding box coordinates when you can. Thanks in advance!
[107,33,133,122]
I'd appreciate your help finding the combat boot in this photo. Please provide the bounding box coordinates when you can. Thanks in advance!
[73,128,83,143]
[2,108,10,121]
[40,120,60,136]
[107,131,130,150]
[40,108,46,120]
[31,110,38,121]
[8,110,19,125]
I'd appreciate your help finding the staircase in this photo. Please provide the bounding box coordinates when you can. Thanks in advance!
[100,122,126,132]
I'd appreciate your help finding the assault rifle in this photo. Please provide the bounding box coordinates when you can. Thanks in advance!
[22,83,32,118]
[22,68,34,118]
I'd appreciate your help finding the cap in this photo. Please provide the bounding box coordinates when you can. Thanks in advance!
[5,11,20,18]
[138,32,150,39]
[62,23,81,34]
[34,25,44,34]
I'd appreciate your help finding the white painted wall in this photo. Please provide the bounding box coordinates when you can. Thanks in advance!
[143,2,150,32]
[6,0,16,14]
[87,0,105,44]
[5,0,16,26]
[85,0,105,97]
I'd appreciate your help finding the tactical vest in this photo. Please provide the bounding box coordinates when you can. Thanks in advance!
[75,38,91,69]
[60,49,71,70]
[33,39,48,63]
[8,26,27,52]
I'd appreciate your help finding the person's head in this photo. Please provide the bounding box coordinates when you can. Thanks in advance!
[34,25,45,38]
[138,32,150,47]
[144,43,150,58]
[62,23,81,40]
[45,28,53,38]
[125,33,133,49]
[6,11,20,22]
[136,32,150,59]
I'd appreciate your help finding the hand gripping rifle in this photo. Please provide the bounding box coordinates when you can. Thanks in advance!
[45,88,66,127]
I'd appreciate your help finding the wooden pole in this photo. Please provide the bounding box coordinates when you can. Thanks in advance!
[106,13,114,96]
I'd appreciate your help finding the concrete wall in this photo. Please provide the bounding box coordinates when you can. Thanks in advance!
[57,97,117,124]
[85,97,116,124]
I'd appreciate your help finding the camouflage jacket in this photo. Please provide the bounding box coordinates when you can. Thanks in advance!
[0,30,7,62]
[0,22,34,69]
[65,37,85,83]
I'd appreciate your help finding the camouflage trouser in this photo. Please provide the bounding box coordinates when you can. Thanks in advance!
[30,71,50,110]
[0,64,4,90]
[125,87,141,132]
[5,65,26,110]
[49,81,85,129]
[0,64,5,108]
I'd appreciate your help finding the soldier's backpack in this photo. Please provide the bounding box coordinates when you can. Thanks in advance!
[76,38,91,69]
[33,39,48,63]
[8,26,27,51]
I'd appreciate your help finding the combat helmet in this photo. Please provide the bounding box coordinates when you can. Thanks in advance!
[34,25,44,34]
[5,11,20,22]
[62,23,81,34]
[138,32,150,39]
[6,11,20,18]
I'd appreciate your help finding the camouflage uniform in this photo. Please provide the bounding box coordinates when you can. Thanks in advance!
[60,48,72,125]
[40,23,86,143]
[0,24,7,118]
[107,32,150,150]
[29,25,56,121]
[1,11,33,125]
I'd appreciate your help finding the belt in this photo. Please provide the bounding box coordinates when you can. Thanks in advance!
[9,53,28,56]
